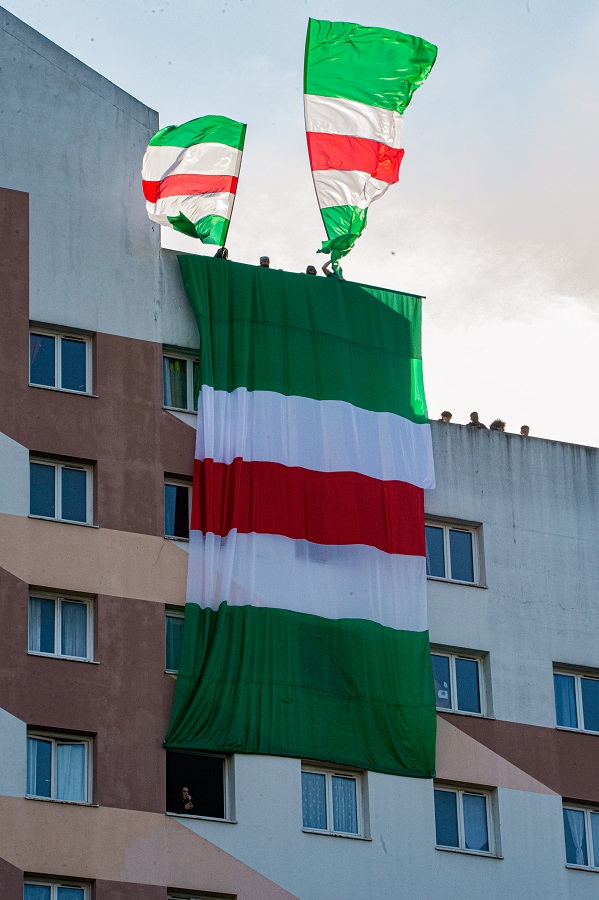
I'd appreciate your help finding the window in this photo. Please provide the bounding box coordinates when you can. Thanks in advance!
[166,608,185,673]
[164,481,191,540]
[29,593,93,661]
[163,353,199,412]
[554,669,599,733]
[563,804,599,870]
[434,785,495,855]
[166,750,230,819]
[30,459,93,525]
[29,330,92,395]
[301,766,363,836]
[431,650,485,715]
[425,521,479,584]
[27,732,92,803]
[24,880,89,900]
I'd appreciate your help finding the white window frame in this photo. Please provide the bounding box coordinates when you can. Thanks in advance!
[554,667,599,734]
[29,327,93,395]
[165,607,185,674]
[563,803,599,871]
[29,458,94,525]
[28,592,94,662]
[301,764,365,838]
[425,520,481,585]
[431,648,487,716]
[163,350,199,413]
[24,879,90,899]
[166,750,233,822]
[26,730,93,804]
[164,479,192,541]
[434,784,497,856]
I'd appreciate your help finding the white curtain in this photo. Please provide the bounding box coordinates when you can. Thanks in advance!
[163,357,187,409]
[302,772,327,830]
[332,775,357,833]
[554,674,578,728]
[463,793,489,852]
[564,808,587,866]
[61,601,87,658]
[56,743,86,802]
[27,737,51,797]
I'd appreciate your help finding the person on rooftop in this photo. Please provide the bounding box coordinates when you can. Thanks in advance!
[467,411,487,429]
[438,411,452,423]
[322,259,344,280]
[305,265,317,275]
[259,256,270,268]
[490,419,506,432]
[520,425,530,436]
[214,247,229,259]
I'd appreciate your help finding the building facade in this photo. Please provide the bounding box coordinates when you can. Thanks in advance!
[1,7,598,899]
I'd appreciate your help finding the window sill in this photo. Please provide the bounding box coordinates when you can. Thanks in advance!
[302,828,371,841]
[437,710,494,720]
[556,726,599,736]
[566,865,599,873]
[427,576,487,589]
[25,796,96,807]
[163,406,198,415]
[436,846,502,859]
[166,812,236,824]
[164,534,190,543]
[28,652,99,665]
[29,383,97,398]
[28,515,98,528]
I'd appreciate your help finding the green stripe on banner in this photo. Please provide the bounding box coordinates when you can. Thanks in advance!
[168,213,230,245]
[178,255,428,422]
[305,18,438,114]
[149,115,247,150]
[165,603,436,778]
[320,205,368,257]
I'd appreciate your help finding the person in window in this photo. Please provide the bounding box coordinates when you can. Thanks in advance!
[437,410,452,423]
[490,418,506,432]
[466,411,487,429]
[181,786,194,812]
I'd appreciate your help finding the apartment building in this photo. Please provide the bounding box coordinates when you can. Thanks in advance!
[1,7,598,899]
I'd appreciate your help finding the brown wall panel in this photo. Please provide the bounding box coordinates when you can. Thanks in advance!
[96,882,166,900]
[0,856,23,900]
[441,712,599,803]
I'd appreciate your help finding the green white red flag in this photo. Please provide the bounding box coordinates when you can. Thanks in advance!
[142,115,246,246]
[304,19,437,271]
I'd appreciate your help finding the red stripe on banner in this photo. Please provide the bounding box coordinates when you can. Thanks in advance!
[191,458,425,556]
[142,174,238,202]
[306,132,404,184]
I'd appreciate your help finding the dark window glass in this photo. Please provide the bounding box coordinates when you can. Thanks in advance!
[62,468,87,522]
[455,658,481,714]
[166,614,185,672]
[463,793,489,851]
[193,360,200,412]
[24,886,52,900]
[27,736,52,797]
[581,678,599,732]
[449,529,474,582]
[554,673,578,728]
[564,808,588,866]
[30,462,56,518]
[425,526,445,577]
[164,484,190,539]
[29,596,56,654]
[166,750,225,818]
[163,357,188,409]
[57,889,85,900]
[302,771,327,830]
[591,812,599,867]
[434,789,459,848]
[431,654,451,710]
[30,333,55,387]
[61,338,87,392]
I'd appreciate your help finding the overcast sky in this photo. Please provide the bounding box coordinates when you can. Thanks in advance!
[5,0,599,446]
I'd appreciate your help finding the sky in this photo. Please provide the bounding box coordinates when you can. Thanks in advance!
[5,0,599,446]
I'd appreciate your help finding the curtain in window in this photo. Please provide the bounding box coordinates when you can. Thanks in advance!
[563,808,587,866]
[24,886,51,900]
[554,674,577,728]
[332,775,357,833]
[61,601,87,658]
[29,596,55,654]
[57,888,85,900]
[301,772,327,830]
[581,678,599,732]
[56,743,86,802]
[463,793,489,852]
[166,616,184,671]
[163,358,187,409]
[591,812,599,866]
[27,737,52,797]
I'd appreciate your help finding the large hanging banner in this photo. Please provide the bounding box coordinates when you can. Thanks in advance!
[165,257,436,777]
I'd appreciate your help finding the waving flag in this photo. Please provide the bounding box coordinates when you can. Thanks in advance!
[304,19,437,270]
[142,115,246,246]
[165,257,436,778]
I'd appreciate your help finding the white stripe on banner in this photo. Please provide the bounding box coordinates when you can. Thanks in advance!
[142,142,242,182]
[305,94,404,149]
[147,191,234,226]
[312,170,390,210]
[197,386,435,489]
[186,530,428,631]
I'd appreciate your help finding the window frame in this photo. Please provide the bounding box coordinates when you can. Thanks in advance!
[431,648,488,717]
[29,327,93,396]
[425,519,481,585]
[164,478,192,541]
[162,350,200,413]
[29,458,94,526]
[26,730,93,805]
[301,764,365,838]
[434,784,497,857]
[28,591,94,662]
[563,803,599,871]
[165,606,185,674]
[24,879,90,899]
[554,667,599,734]
[165,749,233,822]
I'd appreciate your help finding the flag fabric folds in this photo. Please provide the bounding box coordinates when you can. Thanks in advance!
[304,19,437,271]
[142,115,246,246]
[165,256,436,778]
